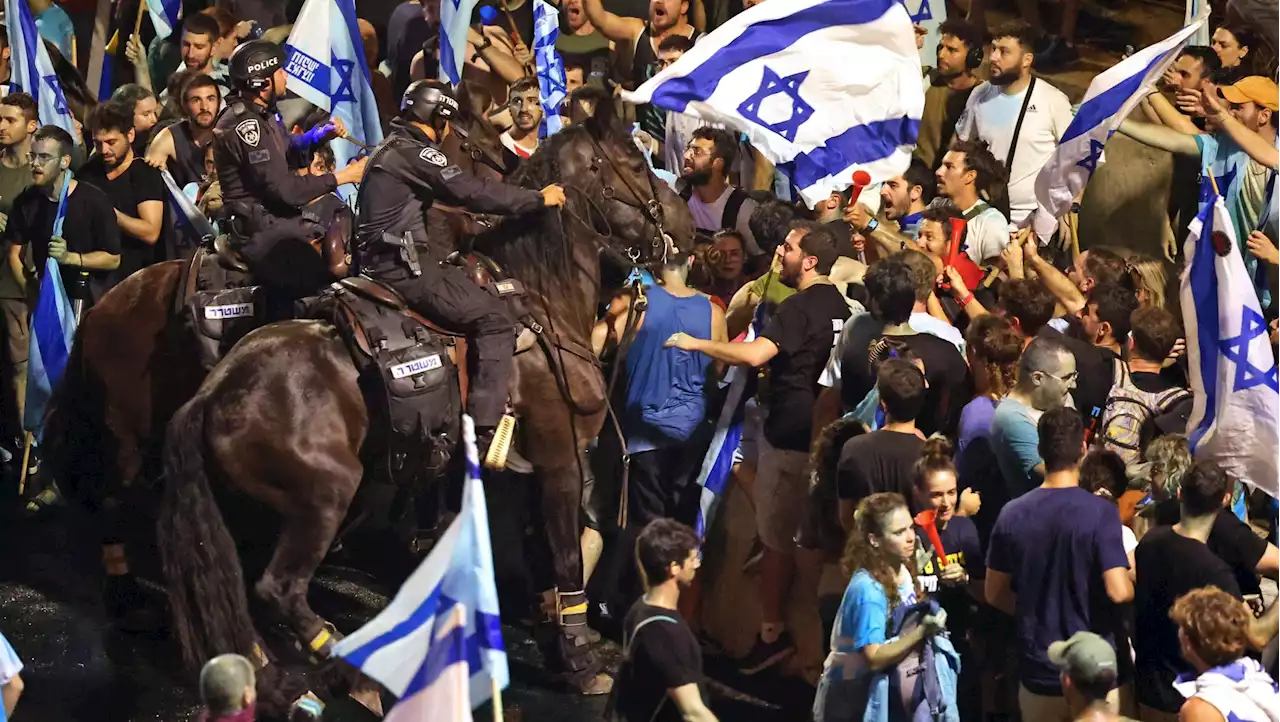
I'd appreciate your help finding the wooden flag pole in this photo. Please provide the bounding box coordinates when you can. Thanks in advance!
[17,431,33,496]
[1208,169,1221,199]
[133,0,147,39]
[491,678,504,722]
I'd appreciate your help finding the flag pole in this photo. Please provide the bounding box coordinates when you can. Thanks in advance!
[133,0,147,39]
[491,678,504,722]
[1207,169,1221,198]
[17,431,33,495]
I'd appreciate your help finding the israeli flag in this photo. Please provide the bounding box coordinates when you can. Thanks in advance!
[692,313,757,539]
[4,0,75,134]
[148,0,182,39]
[284,0,384,195]
[24,173,76,441]
[1184,0,1210,48]
[906,0,948,69]
[161,169,216,248]
[533,0,567,138]
[439,0,482,85]
[1181,191,1279,499]
[1030,13,1208,238]
[334,415,509,709]
[622,0,922,209]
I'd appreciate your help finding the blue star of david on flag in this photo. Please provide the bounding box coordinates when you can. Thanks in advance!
[910,0,932,23]
[1199,165,1237,204]
[1219,306,1280,393]
[1076,139,1105,175]
[332,57,356,104]
[43,75,68,115]
[738,67,814,143]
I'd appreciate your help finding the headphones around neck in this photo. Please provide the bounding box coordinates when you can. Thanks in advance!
[965,41,984,71]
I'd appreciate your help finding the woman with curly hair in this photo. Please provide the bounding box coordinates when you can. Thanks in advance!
[1170,586,1280,721]
[814,492,944,722]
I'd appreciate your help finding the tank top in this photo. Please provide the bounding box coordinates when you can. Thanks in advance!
[168,120,207,190]
[631,25,701,144]
[622,285,713,453]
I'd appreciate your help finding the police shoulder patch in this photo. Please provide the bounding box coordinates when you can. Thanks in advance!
[236,119,261,147]
[440,165,462,181]
[419,147,447,167]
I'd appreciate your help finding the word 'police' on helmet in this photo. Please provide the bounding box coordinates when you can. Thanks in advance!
[401,80,459,126]
[229,40,286,91]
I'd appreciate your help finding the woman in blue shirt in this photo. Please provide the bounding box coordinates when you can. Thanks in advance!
[815,492,945,722]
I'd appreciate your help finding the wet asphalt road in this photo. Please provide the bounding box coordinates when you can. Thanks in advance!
[0,467,810,722]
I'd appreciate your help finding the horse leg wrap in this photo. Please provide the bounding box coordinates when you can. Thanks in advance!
[559,590,589,627]
[537,587,560,625]
[305,622,340,659]
[250,643,270,670]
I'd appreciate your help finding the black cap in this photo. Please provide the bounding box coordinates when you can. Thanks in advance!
[228,40,286,91]
[401,80,459,126]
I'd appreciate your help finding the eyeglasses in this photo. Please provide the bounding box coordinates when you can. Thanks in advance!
[684,146,712,158]
[1039,370,1078,385]
[26,152,59,165]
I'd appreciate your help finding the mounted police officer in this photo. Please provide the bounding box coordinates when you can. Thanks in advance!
[213,40,366,298]
[355,79,565,456]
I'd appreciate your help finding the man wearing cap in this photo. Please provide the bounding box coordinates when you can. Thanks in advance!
[1118,76,1277,301]
[213,40,367,298]
[1049,632,1138,722]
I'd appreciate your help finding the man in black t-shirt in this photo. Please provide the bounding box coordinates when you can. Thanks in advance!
[608,519,716,722]
[6,127,120,307]
[667,220,851,674]
[1134,461,1252,718]
[80,101,165,284]
[836,358,926,522]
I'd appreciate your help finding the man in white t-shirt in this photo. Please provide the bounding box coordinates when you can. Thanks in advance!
[955,21,1073,232]
[935,138,1013,263]
[680,126,764,257]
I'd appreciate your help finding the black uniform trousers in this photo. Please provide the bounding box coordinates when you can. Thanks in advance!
[377,262,514,429]
[234,217,334,300]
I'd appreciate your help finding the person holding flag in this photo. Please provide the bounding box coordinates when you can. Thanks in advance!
[214,40,366,300]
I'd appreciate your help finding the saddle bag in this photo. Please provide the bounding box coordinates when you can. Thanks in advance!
[185,245,265,370]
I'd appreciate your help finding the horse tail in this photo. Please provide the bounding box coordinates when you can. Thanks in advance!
[42,331,106,506]
[156,397,257,670]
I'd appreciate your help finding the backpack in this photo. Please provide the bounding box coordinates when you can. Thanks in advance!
[679,184,750,236]
[1099,360,1191,467]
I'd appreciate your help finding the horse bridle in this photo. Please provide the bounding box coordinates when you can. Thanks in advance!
[585,133,670,267]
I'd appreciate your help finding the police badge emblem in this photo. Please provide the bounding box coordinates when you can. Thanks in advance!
[419,147,447,166]
[236,119,261,147]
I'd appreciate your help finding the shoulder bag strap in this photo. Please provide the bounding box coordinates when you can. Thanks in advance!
[1005,77,1036,172]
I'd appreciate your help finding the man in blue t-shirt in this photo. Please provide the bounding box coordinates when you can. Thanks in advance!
[990,336,1076,497]
[986,407,1133,722]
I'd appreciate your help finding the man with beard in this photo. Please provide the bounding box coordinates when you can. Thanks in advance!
[935,139,1013,264]
[680,127,761,258]
[955,21,1072,234]
[109,85,159,158]
[215,41,366,299]
[0,93,36,443]
[915,19,984,171]
[79,101,166,284]
[499,77,542,163]
[147,74,221,190]
[666,221,850,675]
[164,14,231,102]
[845,157,936,259]
[7,126,120,308]
[583,0,702,145]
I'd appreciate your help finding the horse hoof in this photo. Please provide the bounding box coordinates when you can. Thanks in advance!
[567,673,613,696]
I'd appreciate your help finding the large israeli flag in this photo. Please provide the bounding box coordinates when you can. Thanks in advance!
[147,0,182,39]
[5,0,75,134]
[24,173,75,441]
[533,0,567,138]
[334,415,509,709]
[1181,192,1279,499]
[1030,13,1208,238]
[161,169,216,249]
[622,0,922,209]
[692,314,756,539]
[439,0,482,85]
[284,0,384,194]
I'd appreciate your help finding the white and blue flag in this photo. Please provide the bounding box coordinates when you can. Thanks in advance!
[1180,191,1279,499]
[161,169,217,247]
[622,0,923,208]
[147,0,182,39]
[334,415,509,711]
[1031,13,1208,238]
[24,172,76,441]
[907,0,948,69]
[439,0,482,85]
[692,314,757,539]
[533,0,566,138]
[5,0,75,134]
[1184,0,1210,48]
[284,0,384,196]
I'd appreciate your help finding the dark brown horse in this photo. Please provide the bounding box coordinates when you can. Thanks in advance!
[42,108,513,617]
[155,109,694,696]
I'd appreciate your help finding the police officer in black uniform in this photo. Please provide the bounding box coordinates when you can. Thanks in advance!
[214,40,367,298]
[355,79,565,452]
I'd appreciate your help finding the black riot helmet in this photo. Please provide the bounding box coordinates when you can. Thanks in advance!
[228,40,286,92]
[401,80,459,131]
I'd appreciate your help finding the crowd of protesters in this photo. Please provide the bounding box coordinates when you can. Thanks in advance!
[0,0,1276,721]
